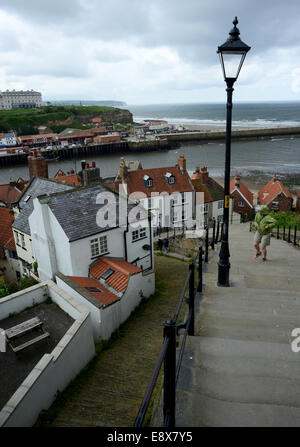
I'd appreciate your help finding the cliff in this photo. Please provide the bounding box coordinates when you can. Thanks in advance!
[0,106,133,135]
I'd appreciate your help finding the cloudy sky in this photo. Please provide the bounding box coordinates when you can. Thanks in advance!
[1,0,300,104]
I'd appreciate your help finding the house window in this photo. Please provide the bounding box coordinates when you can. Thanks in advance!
[20,233,25,249]
[201,203,208,213]
[238,201,245,207]
[147,179,153,187]
[218,200,224,209]
[165,172,175,185]
[272,202,279,210]
[14,231,20,246]
[90,238,99,257]
[132,228,146,241]
[99,236,108,254]
[90,235,108,258]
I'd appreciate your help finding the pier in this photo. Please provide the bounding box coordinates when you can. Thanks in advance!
[0,139,171,168]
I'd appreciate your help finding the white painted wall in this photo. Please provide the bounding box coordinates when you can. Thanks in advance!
[55,276,102,341]
[0,283,46,320]
[0,281,95,427]
[69,227,125,277]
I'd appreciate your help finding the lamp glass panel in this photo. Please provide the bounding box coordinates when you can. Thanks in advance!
[221,51,245,80]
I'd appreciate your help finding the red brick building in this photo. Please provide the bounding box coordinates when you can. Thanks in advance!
[296,190,300,213]
[230,175,254,220]
[258,177,293,212]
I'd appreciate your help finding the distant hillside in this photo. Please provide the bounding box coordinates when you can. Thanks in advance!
[0,106,133,136]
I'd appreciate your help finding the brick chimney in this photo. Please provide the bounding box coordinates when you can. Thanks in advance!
[190,166,201,180]
[82,161,101,186]
[235,175,241,188]
[28,149,48,179]
[274,175,279,182]
[200,166,209,185]
[178,156,186,172]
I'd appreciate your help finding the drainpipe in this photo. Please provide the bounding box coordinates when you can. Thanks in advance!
[148,210,153,271]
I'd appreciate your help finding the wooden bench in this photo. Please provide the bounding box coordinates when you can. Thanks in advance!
[6,317,50,353]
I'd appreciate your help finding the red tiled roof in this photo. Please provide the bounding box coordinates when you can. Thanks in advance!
[67,276,120,306]
[19,133,57,140]
[123,165,193,197]
[0,208,16,257]
[0,184,22,205]
[230,176,254,207]
[90,257,141,293]
[258,178,293,204]
[52,173,81,186]
[91,118,102,123]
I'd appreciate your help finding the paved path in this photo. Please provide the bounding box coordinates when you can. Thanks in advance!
[176,223,300,427]
[38,255,189,427]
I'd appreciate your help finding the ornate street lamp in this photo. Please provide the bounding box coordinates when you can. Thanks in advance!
[217,17,251,287]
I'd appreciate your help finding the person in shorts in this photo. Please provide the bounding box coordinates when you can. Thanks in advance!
[253,205,276,262]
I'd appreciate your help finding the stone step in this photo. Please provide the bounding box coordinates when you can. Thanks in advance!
[176,336,300,427]
[176,389,300,427]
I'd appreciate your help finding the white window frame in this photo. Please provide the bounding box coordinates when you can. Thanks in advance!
[14,231,20,246]
[20,233,25,249]
[99,235,108,254]
[90,235,108,258]
[132,227,147,242]
[238,201,245,207]
[218,200,224,209]
[90,238,100,257]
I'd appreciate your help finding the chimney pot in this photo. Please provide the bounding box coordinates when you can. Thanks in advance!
[92,161,96,168]
[178,156,186,171]
[86,163,90,169]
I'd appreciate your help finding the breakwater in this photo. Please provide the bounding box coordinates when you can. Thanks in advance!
[0,138,171,168]
[159,126,300,143]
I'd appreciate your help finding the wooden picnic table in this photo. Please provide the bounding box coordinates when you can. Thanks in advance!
[6,316,50,353]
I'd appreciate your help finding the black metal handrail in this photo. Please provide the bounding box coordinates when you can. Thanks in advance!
[134,247,204,428]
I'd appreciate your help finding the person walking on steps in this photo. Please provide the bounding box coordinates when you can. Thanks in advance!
[253,204,276,262]
[163,237,169,254]
[157,238,163,252]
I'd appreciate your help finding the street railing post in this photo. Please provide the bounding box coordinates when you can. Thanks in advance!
[215,220,220,244]
[288,226,291,244]
[294,225,297,246]
[277,225,279,240]
[163,319,176,427]
[205,226,209,263]
[197,246,203,293]
[283,226,286,241]
[188,262,195,336]
[211,219,216,250]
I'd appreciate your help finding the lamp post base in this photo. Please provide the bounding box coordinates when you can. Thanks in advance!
[217,261,231,287]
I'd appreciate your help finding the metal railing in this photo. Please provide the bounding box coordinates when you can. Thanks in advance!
[134,258,198,428]
[250,222,300,247]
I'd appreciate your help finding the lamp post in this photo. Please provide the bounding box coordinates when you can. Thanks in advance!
[217,17,251,287]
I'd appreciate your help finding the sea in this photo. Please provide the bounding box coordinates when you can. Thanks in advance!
[0,101,300,189]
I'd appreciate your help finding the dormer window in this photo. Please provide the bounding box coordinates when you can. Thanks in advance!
[165,172,175,185]
[143,175,153,188]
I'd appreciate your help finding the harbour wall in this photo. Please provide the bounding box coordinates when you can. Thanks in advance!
[158,126,300,143]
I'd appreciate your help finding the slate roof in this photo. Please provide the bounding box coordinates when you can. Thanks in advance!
[44,184,143,242]
[191,177,224,203]
[12,177,74,234]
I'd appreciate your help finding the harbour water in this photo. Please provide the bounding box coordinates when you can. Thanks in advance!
[0,102,300,188]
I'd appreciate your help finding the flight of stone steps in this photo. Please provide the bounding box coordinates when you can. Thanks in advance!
[176,223,300,427]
